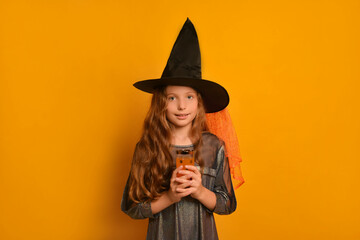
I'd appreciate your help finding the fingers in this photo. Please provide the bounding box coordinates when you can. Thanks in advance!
[171,166,183,183]
[173,165,183,177]
[175,176,190,184]
[176,186,192,193]
[178,169,197,180]
[177,190,192,198]
[170,165,203,200]
[175,181,192,197]
[178,180,192,188]
[184,165,201,176]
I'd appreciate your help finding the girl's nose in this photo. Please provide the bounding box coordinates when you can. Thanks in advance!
[178,99,186,110]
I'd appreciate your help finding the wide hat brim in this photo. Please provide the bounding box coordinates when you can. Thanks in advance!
[133,77,229,113]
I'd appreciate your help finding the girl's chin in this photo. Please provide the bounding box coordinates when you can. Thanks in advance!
[171,121,193,129]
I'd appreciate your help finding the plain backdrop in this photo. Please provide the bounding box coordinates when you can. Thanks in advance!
[1,0,359,239]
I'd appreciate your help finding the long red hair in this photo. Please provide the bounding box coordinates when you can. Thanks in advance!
[128,86,208,203]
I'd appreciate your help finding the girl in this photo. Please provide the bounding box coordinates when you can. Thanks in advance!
[121,18,240,240]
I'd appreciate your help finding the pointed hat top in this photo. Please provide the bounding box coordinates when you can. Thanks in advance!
[133,18,229,113]
[161,18,201,79]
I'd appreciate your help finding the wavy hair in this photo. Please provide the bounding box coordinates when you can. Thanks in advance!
[128,86,208,203]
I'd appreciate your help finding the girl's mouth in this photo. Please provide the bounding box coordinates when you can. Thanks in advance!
[175,113,190,120]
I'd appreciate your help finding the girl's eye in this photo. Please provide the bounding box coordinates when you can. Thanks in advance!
[187,95,194,99]
[168,96,175,101]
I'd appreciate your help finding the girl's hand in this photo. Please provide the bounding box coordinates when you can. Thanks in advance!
[167,166,192,203]
[175,165,204,200]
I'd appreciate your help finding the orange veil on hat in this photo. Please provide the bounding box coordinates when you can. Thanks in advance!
[206,108,245,189]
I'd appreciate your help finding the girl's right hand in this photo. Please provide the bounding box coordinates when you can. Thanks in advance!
[167,166,192,203]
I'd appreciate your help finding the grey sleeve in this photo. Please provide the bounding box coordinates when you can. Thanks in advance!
[121,175,155,219]
[212,144,237,215]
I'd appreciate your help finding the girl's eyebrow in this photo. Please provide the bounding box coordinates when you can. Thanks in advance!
[166,91,196,95]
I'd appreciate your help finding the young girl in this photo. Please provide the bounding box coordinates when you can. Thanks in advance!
[121,18,240,240]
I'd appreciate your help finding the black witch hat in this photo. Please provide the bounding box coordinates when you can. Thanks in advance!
[133,18,229,113]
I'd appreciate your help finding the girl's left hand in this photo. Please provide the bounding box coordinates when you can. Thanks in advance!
[175,165,204,200]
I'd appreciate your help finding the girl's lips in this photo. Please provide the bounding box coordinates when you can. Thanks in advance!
[175,113,189,120]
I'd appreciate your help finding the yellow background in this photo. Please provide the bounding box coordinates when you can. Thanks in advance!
[1,0,359,239]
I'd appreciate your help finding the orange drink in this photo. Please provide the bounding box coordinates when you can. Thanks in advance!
[176,149,194,177]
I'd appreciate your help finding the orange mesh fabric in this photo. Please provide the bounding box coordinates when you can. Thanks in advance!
[206,108,245,189]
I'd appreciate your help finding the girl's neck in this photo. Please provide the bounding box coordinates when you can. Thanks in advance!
[171,125,193,146]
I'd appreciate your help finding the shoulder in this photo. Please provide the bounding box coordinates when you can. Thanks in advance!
[201,131,224,150]
[201,131,219,141]
[200,132,226,168]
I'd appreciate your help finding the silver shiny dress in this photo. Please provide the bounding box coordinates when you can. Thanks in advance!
[121,132,237,240]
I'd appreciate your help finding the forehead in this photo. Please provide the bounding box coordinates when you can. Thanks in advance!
[165,85,197,94]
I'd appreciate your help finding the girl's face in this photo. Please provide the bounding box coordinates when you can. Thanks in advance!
[165,85,198,129]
